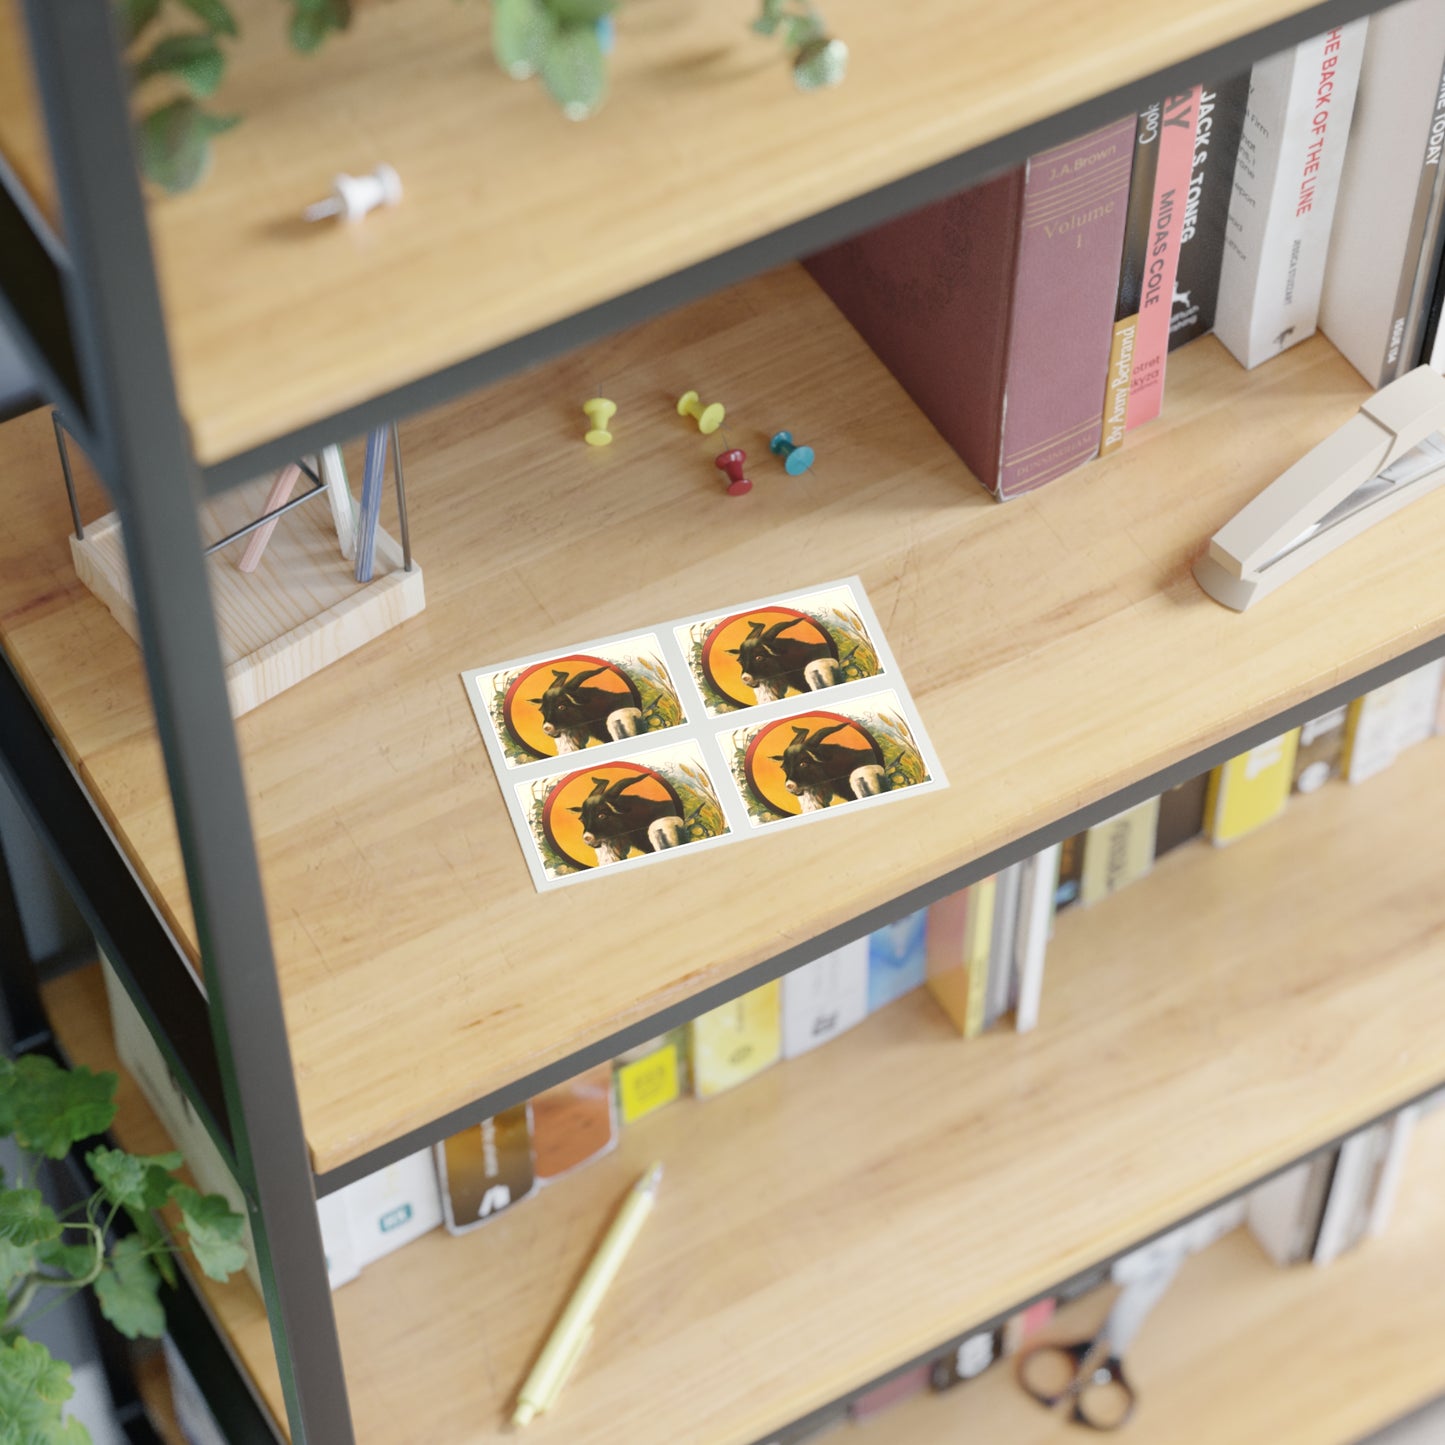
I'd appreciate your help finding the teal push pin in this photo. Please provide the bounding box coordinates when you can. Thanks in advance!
[769,430,815,475]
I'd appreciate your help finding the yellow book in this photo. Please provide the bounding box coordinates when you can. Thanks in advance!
[961,876,997,1039]
[613,1029,688,1125]
[1078,796,1160,906]
[924,889,973,1034]
[689,982,782,1098]
[1205,730,1300,845]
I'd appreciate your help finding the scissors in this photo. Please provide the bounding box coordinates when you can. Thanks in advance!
[1016,1244,1184,1430]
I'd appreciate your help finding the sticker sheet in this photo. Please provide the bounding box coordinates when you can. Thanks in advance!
[461,578,946,891]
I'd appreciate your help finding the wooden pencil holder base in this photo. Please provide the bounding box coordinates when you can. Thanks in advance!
[69,477,425,718]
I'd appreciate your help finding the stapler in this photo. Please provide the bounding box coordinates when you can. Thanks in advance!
[1194,365,1445,610]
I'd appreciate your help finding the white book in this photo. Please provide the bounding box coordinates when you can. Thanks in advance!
[1312,1128,1378,1265]
[1246,1153,1334,1265]
[339,1149,443,1268]
[780,939,870,1058]
[1012,844,1060,1035]
[1320,0,1445,386]
[1367,1105,1421,1237]
[1346,660,1445,782]
[1216,21,1368,369]
[983,862,1023,1029]
[1395,658,1445,752]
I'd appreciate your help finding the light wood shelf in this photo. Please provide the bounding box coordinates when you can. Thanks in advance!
[126,0,1338,466]
[5,265,1445,1174]
[0,0,58,231]
[43,735,1445,1444]
[853,1106,1445,1445]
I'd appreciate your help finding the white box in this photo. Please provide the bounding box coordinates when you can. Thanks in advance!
[781,940,869,1058]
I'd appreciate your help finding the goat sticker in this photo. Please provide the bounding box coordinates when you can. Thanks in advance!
[472,635,686,767]
[677,585,882,716]
[719,690,933,827]
[515,744,729,880]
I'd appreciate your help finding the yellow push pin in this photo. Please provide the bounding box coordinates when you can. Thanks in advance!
[583,397,616,447]
[676,389,725,435]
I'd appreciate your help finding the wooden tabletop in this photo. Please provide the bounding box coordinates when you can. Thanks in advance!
[5,266,1445,1173]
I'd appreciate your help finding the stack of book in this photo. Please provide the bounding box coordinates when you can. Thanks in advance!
[805,8,1445,499]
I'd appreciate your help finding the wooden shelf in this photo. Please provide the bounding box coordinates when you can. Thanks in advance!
[854,1107,1445,1445]
[5,265,1445,1174]
[0,0,58,231]
[131,0,1340,466]
[43,734,1445,1444]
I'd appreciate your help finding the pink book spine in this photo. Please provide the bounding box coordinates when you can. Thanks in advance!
[1125,88,1201,430]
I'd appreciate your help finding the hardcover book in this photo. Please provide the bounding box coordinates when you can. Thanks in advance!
[436,1107,534,1234]
[1154,773,1209,857]
[1292,705,1348,793]
[531,1063,617,1180]
[614,1028,690,1123]
[926,878,996,1037]
[983,864,1023,1028]
[780,941,870,1058]
[1215,22,1369,369]
[1343,660,1445,781]
[1320,0,1445,386]
[1079,796,1160,905]
[1169,73,1251,349]
[1125,87,1201,429]
[1013,843,1061,1034]
[806,116,1135,498]
[690,981,782,1097]
[1205,730,1300,844]
[1100,103,1162,455]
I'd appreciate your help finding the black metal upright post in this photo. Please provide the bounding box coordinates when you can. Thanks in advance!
[18,2,356,1440]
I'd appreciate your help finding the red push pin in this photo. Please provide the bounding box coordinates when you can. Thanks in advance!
[714,447,753,496]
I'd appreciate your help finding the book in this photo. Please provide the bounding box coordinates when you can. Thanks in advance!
[1292,705,1348,793]
[436,1106,534,1235]
[780,940,870,1058]
[1204,730,1300,844]
[1100,103,1162,456]
[1054,832,1085,910]
[1367,1105,1422,1237]
[1246,1151,1337,1264]
[1013,843,1061,1034]
[614,1029,689,1122]
[929,1327,1000,1391]
[806,116,1135,498]
[1153,773,1209,857]
[1078,795,1160,905]
[1169,74,1251,349]
[1000,1297,1057,1357]
[1312,1126,1383,1265]
[866,908,929,1012]
[1214,22,1369,369]
[847,1364,930,1421]
[1343,661,1445,782]
[690,981,783,1097]
[960,876,998,1037]
[531,1063,617,1180]
[1320,0,1445,386]
[1124,87,1201,429]
[348,1149,445,1262]
[925,880,998,1036]
[983,863,1023,1029]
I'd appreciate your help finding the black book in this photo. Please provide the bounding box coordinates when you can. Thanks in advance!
[1169,72,1250,350]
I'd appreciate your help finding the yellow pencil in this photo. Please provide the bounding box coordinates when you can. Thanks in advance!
[511,1162,663,1427]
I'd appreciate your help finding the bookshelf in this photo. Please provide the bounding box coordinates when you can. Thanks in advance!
[6,267,1445,1176]
[6,0,1445,1440]
[852,1106,1445,1445]
[42,733,1445,1442]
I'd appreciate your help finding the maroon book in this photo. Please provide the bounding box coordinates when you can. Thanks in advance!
[806,117,1136,499]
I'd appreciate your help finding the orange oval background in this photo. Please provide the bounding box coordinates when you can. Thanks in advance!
[505,654,640,759]
[744,711,880,818]
[542,762,680,869]
[702,608,835,709]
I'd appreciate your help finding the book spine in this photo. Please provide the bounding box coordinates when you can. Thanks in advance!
[962,876,997,1037]
[983,862,1023,1028]
[1215,22,1369,370]
[1100,104,1161,456]
[1125,87,1201,428]
[1013,844,1060,1034]
[1079,796,1160,905]
[1388,59,1445,381]
[995,117,1136,496]
[925,888,973,1033]
[1169,73,1251,349]
[1206,731,1300,844]
[1367,1105,1421,1237]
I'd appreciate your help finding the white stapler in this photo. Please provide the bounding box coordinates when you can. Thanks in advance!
[1194,365,1445,610]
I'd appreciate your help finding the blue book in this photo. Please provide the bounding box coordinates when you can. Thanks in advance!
[867,909,928,1012]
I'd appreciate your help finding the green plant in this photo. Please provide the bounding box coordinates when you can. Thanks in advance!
[490,0,617,121]
[0,1053,246,1445]
[752,0,848,90]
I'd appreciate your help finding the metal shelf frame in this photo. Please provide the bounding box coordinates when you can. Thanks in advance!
[0,0,1430,1441]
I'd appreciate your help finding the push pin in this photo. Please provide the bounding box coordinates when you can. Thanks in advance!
[769,430,815,475]
[303,164,403,224]
[677,390,726,435]
[714,448,753,497]
[583,397,616,446]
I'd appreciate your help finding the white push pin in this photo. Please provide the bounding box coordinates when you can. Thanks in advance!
[303,164,402,224]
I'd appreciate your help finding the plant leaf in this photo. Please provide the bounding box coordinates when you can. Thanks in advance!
[94,1236,165,1340]
[289,0,350,52]
[85,1146,181,1213]
[0,1190,61,1248]
[492,0,553,78]
[36,1236,100,1283]
[539,22,607,119]
[792,35,848,90]
[7,1057,116,1160]
[133,32,226,99]
[545,0,616,22]
[118,1206,176,1288]
[117,0,162,44]
[172,1185,247,1282]
[137,99,215,193]
[0,1236,34,1294]
[0,1336,88,1445]
[176,0,239,36]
